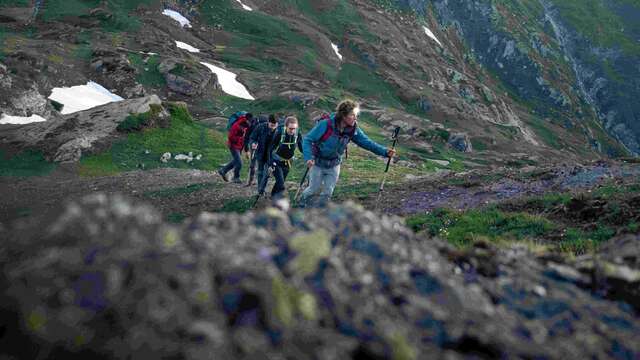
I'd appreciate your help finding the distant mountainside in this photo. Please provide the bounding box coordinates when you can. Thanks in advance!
[0,0,638,165]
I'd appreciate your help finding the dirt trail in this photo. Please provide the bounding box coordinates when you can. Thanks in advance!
[365,161,640,215]
[2,160,639,234]
[0,165,258,226]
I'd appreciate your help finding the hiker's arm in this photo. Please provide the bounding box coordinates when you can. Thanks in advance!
[352,128,388,157]
[302,121,327,162]
[268,129,282,164]
[249,125,260,144]
[243,126,253,152]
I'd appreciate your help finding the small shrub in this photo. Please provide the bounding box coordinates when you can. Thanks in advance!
[116,104,165,132]
[420,128,450,142]
[220,196,254,213]
[116,113,151,132]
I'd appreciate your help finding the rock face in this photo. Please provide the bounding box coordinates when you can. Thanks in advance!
[418,0,640,155]
[1,194,639,359]
[0,95,163,162]
[540,0,640,155]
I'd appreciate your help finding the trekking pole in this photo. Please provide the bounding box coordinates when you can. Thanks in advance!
[252,165,273,208]
[245,148,256,187]
[375,127,401,211]
[292,166,310,206]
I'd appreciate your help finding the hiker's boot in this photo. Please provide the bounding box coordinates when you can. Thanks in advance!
[232,177,243,184]
[316,195,330,208]
[217,169,229,182]
[245,173,255,187]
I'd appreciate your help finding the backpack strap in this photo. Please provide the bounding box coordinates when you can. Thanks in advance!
[319,115,334,142]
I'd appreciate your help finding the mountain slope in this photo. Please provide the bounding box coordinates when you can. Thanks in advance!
[1,0,637,173]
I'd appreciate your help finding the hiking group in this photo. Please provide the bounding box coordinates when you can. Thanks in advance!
[217,99,396,207]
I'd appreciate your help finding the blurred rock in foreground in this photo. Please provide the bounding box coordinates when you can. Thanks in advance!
[1,194,639,359]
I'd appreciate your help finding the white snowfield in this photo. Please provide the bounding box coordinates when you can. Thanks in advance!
[175,40,200,53]
[235,0,253,11]
[200,62,255,100]
[331,42,343,61]
[162,9,192,28]
[0,113,47,125]
[48,81,124,115]
[423,26,443,47]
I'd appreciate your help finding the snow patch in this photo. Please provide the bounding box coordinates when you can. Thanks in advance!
[162,9,192,28]
[199,62,255,100]
[423,26,442,47]
[331,42,343,61]
[48,81,124,115]
[0,113,47,125]
[175,40,200,53]
[235,0,253,11]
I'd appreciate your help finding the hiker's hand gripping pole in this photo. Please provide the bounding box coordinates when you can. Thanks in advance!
[375,127,400,210]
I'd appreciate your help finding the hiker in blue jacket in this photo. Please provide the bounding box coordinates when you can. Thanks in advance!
[300,99,396,207]
[249,114,279,190]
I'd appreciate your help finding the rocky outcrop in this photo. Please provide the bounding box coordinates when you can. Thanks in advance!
[1,194,638,359]
[158,58,213,97]
[0,95,163,162]
[0,84,51,120]
[91,48,143,99]
[576,232,640,311]
[430,1,568,116]
[447,132,472,153]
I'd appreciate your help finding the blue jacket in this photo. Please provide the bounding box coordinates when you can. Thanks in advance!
[302,114,388,167]
[244,114,268,152]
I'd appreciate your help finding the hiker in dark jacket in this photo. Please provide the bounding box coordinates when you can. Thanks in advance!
[300,99,395,207]
[261,116,303,199]
[244,114,269,186]
[218,116,250,184]
[249,114,279,190]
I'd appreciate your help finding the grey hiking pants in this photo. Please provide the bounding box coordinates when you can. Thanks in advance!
[300,164,340,207]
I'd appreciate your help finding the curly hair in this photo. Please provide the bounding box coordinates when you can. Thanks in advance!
[335,99,359,124]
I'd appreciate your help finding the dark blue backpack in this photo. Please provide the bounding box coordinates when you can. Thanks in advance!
[227,111,248,130]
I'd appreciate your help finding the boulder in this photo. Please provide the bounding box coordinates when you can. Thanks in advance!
[91,48,140,98]
[574,232,640,312]
[1,194,639,359]
[158,59,212,97]
[448,133,473,153]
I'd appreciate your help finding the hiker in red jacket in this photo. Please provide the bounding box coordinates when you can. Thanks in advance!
[218,117,250,183]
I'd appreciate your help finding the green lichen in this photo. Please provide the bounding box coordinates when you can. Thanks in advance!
[289,229,331,276]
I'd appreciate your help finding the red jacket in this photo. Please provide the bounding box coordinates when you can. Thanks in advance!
[227,118,248,151]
